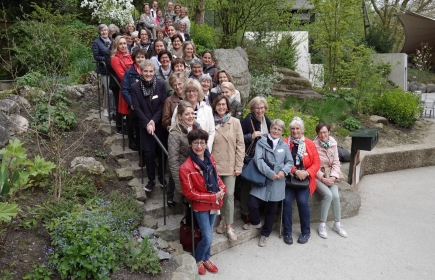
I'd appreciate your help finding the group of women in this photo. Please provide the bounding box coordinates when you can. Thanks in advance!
[92,21,347,277]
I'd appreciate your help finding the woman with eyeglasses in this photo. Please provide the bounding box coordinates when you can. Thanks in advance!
[179,129,226,275]
[171,79,215,152]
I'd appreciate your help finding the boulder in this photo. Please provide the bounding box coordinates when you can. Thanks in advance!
[70,156,105,174]
[0,113,29,135]
[115,167,133,180]
[128,177,142,188]
[168,241,184,257]
[0,125,10,148]
[116,158,130,168]
[172,254,198,280]
[138,226,155,238]
[157,238,169,249]
[110,144,124,158]
[0,99,20,115]
[57,85,83,101]
[157,250,171,260]
[370,115,388,125]
[408,81,426,92]
[426,84,435,93]
[103,136,116,147]
[154,226,175,241]
[271,68,321,100]
[5,94,31,110]
[374,123,384,129]
[18,85,46,99]
[213,47,251,105]
[98,123,112,136]
[142,215,158,229]
[133,186,147,202]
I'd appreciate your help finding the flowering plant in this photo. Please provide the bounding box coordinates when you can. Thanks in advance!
[413,43,432,72]
[81,0,134,26]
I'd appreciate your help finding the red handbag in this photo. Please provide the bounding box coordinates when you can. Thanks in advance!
[179,216,201,252]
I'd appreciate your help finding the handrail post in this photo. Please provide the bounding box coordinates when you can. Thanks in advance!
[152,133,168,226]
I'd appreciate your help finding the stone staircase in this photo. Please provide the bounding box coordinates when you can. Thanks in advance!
[89,109,361,257]
[271,68,322,100]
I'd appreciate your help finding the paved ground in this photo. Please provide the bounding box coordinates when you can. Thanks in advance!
[202,166,435,280]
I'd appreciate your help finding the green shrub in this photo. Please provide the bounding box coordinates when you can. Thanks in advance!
[374,89,422,128]
[122,238,162,275]
[30,89,77,133]
[274,34,298,70]
[190,22,219,54]
[249,68,283,99]
[343,117,361,131]
[16,72,51,88]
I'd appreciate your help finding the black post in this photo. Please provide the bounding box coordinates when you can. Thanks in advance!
[97,73,101,119]
[106,72,111,124]
[140,127,144,184]
[122,115,125,151]
[162,148,166,226]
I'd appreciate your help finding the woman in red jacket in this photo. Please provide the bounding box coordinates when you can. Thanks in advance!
[111,36,133,118]
[179,129,226,275]
[283,117,320,245]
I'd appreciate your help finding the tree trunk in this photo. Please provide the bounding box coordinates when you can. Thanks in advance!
[194,0,205,24]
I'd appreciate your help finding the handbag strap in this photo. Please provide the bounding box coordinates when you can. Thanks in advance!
[245,118,257,156]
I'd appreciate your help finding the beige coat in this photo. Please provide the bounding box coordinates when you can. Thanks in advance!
[313,136,341,179]
[211,117,245,176]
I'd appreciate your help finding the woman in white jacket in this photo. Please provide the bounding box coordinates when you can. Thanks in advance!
[171,78,215,151]
[313,123,347,239]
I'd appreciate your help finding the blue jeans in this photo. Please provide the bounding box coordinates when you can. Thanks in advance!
[194,211,216,262]
[283,187,311,235]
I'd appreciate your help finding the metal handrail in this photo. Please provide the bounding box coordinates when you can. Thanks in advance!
[152,133,168,225]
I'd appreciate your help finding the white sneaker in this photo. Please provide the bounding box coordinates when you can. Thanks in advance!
[226,228,237,242]
[216,220,225,234]
[332,223,348,238]
[103,109,109,117]
[318,224,328,239]
[258,235,267,247]
[243,222,262,230]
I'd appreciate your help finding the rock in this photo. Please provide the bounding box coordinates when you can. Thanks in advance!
[374,123,384,129]
[70,156,105,174]
[154,226,175,241]
[0,125,10,148]
[370,115,388,125]
[427,84,435,93]
[142,215,158,229]
[271,68,321,100]
[110,144,124,158]
[157,238,168,249]
[133,186,147,202]
[116,158,130,168]
[171,270,199,280]
[0,99,20,115]
[98,123,112,136]
[115,167,133,180]
[128,177,142,188]
[18,85,46,98]
[213,47,251,105]
[103,136,116,148]
[136,200,144,207]
[57,85,83,101]
[408,81,426,92]
[157,250,171,260]
[138,226,155,238]
[172,254,197,276]
[137,237,143,243]
[0,113,29,135]
[168,242,184,257]
[341,136,352,151]
[5,94,31,110]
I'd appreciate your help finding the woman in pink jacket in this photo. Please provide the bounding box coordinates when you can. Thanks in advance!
[313,123,347,239]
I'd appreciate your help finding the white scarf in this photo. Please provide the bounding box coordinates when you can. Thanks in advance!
[267,134,279,151]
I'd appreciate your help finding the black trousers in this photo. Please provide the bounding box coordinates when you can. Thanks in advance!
[248,195,280,237]
[144,146,167,182]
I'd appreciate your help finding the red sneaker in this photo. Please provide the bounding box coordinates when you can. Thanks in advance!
[197,261,206,275]
[203,260,218,273]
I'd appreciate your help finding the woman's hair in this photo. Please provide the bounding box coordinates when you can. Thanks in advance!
[130,31,139,40]
[175,3,181,9]
[139,59,156,72]
[187,129,209,145]
[132,48,148,61]
[108,24,119,35]
[98,24,108,33]
[170,100,193,131]
[217,70,233,83]
[158,49,172,62]
[315,123,331,134]
[211,95,232,114]
[249,96,268,112]
[152,39,166,56]
[171,33,183,43]
[171,57,185,71]
[182,41,197,57]
[199,73,212,84]
[181,78,205,101]
[169,72,186,88]
[139,28,151,40]
[271,119,285,132]
[221,82,235,94]
[289,117,305,133]
[156,27,166,37]
[111,36,126,57]
[126,22,135,31]
[190,58,203,68]
[180,7,189,14]
[202,50,213,58]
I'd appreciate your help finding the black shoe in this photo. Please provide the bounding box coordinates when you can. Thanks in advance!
[129,140,138,151]
[167,201,176,208]
[143,181,155,192]
[297,233,310,244]
[117,128,128,135]
[158,177,167,187]
[284,234,293,245]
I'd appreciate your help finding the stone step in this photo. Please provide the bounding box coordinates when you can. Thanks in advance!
[114,134,129,147]
[123,148,140,161]
[144,191,185,218]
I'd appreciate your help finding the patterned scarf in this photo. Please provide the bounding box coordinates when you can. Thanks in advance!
[319,138,331,149]
[290,136,306,166]
[215,84,221,94]
[139,75,156,98]
[214,113,231,127]
[140,41,151,51]
[189,149,220,193]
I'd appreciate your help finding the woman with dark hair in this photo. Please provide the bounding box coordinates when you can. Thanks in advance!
[139,3,156,39]
[92,24,112,117]
[130,59,168,192]
[239,96,271,224]
[150,38,167,71]
[162,72,186,129]
[164,58,186,96]
[131,28,153,58]
[121,48,147,151]
[174,4,182,24]
[156,9,165,28]
[179,129,226,275]
[282,117,320,245]
[156,27,166,40]
[155,50,172,81]
[201,51,217,84]
[169,33,183,58]
[181,41,197,71]
[211,95,245,242]
[314,123,347,239]
[210,70,241,103]
[167,101,199,207]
